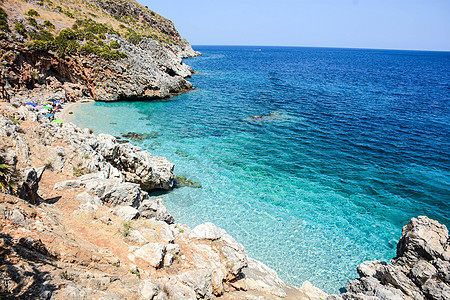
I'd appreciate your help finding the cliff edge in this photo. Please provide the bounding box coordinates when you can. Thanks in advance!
[0,0,200,102]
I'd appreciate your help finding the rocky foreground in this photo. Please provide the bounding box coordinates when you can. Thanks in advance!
[1,103,449,299]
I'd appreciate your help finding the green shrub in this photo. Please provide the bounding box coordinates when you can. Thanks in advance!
[127,33,142,45]
[64,11,74,18]
[110,40,120,49]
[0,155,17,194]
[26,9,40,17]
[31,71,39,80]
[43,20,55,29]
[14,23,26,37]
[27,17,40,29]
[0,7,9,32]
[73,166,84,177]
[29,29,54,41]
[122,222,131,237]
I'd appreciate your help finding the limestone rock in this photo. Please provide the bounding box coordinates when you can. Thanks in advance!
[190,222,226,240]
[115,206,139,222]
[125,229,149,246]
[396,216,450,264]
[134,243,166,268]
[86,179,145,207]
[339,216,450,300]
[231,258,288,298]
[298,281,329,300]
[54,179,83,191]
[164,280,196,300]
[71,202,99,216]
[96,134,174,191]
[76,191,94,203]
[138,198,174,224]
[177,269,213,300]
[139,280,160,300]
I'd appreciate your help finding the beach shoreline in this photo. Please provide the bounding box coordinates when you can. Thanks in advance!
[56,100,93,123]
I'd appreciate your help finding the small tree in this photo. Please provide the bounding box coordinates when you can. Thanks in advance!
[0,155,15,194]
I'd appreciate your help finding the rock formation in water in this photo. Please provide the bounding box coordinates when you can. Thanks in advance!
[0,0,200,102]
[329,216,450,300]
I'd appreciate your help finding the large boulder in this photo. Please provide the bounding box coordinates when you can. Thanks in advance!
[336,216,450,300]
[133,243,166,268]
[96,134,174,191]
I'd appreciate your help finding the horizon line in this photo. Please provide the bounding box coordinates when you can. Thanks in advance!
[189,44,450,53]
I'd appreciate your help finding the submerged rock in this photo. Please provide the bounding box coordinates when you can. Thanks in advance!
[174,175,201,188]
[122,131,159,142]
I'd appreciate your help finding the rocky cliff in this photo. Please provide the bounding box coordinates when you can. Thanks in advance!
[0,0,200,102]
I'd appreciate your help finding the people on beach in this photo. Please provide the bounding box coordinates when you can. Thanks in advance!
[22,94,77,122]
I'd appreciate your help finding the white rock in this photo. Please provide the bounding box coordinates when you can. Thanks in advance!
[166,243,181,255]
[76,191,93,203]
[54,180,83,190]
[190,222,226,240]
[134,243,166,268]
[126,230,149,246]
[164,253,174,267]
[115,206,139,222]
[140,280,159,299]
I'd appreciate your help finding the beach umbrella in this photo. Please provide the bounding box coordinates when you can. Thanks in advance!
[55,101,61,105]
[44,114,54,118]
[47,99,56,102]
[25,102,36,106]
[43,106,52,110]
[52,119,63,124]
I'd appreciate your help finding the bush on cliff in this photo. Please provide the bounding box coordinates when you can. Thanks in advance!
[43,20,55,30]
[27,17,41,29]
[29,29,53,41]
[26,9,40,17]
[0,155,16,194]
[80,42,127,59]
[14,23,26,37]
[27,19,127,59]
[0,7,9,32]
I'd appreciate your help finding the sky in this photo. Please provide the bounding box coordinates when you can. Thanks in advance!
[141,0,450,51]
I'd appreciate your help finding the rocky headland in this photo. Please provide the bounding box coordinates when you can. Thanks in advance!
[0,0,200,102]
[0,0,449,299]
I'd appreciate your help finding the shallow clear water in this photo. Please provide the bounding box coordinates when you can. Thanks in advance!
[72,46,450,293]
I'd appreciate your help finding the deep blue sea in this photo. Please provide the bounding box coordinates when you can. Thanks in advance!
[71,46,450,293]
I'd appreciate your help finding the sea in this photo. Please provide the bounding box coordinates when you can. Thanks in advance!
[70,46,450,294]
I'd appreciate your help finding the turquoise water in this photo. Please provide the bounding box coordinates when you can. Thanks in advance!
[72,46,450,293]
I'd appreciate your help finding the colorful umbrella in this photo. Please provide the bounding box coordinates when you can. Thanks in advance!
[25,102,36,106]
[43,106,52,110]
[52,119,63,124]
[44,114,54,117]
[47,99,56,102]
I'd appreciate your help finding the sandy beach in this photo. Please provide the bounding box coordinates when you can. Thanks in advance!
[56,100,93,123]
